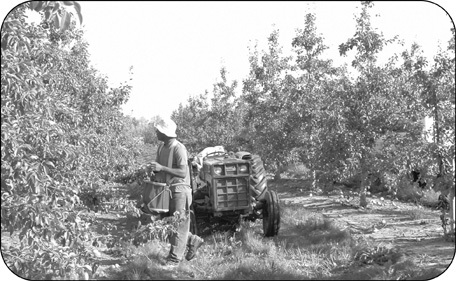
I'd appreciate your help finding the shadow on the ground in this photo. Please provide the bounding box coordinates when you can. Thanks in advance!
[393,236,455,258]
[218,264,311,280]
[329,261,444,280]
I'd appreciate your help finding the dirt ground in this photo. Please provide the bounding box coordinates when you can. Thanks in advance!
[272,179,455,277]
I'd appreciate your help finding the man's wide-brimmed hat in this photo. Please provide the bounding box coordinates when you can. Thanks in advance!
[155,118,177,138]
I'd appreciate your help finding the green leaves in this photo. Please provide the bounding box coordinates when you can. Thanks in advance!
[30,1,44,12]
[3,2,83,52]
[59,11,71,32]
[171,67,246,154]
[172,3,453,194]
[1,2,136,279]
[30,1,83,32]
[72,2,83,25]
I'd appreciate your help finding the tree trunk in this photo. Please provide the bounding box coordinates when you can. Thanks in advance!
[433,87,444,177]
[359,156,369,208]
[450,159,455,234]
[359,170,369,208]
[312,170,317,191]
[274,162,285,180]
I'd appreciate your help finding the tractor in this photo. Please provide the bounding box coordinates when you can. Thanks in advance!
[189,150,281,237]
[138,149,281,237]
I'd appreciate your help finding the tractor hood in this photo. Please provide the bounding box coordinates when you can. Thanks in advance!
[203,156,249,166]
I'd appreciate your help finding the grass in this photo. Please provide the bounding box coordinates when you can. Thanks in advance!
[394,178,441,208]
[404,208,432,220]
[104,199,438,280]
[98,154,449,280]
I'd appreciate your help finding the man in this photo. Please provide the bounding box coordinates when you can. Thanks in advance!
[150,117,204,268]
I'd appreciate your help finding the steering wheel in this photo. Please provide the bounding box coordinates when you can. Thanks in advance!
[204,151,227,158]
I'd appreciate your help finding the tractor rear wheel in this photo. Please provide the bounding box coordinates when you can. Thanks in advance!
[190,206,198,235]
[263,190,280,237]
[250,155,267,199]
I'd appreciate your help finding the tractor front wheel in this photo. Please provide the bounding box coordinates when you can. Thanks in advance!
[263,190,280,237]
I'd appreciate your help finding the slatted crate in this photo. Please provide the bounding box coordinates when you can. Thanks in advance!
[214,177,249,210]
